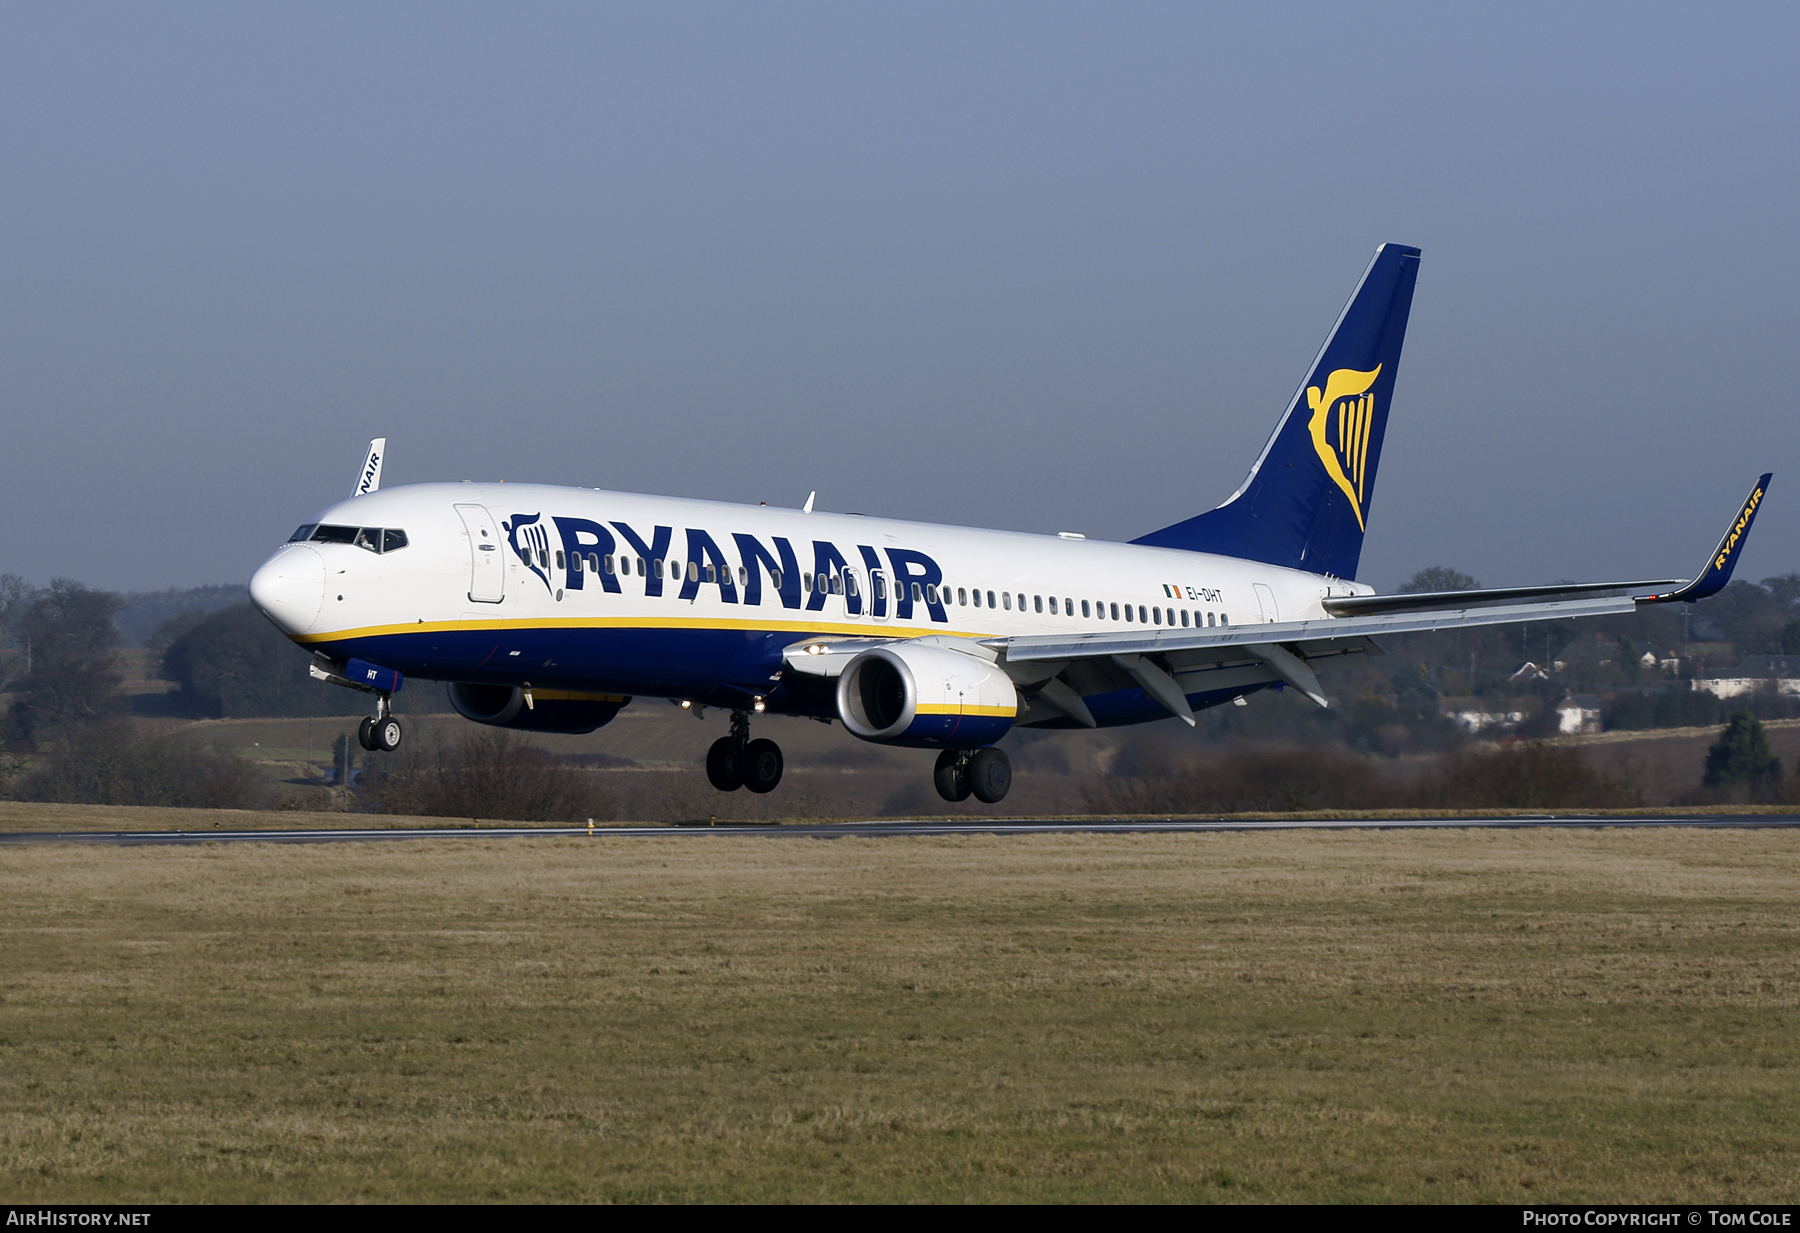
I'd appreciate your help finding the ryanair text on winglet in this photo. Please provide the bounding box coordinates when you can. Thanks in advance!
[1715,483,1765,570]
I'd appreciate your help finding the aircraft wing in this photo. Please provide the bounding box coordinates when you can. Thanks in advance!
[784,475,1772,726]
[988,595,1634,715]
[999,595,1636,664]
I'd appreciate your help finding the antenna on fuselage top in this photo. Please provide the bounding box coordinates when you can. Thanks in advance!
[352,438,386,498]
[803,490,816,513]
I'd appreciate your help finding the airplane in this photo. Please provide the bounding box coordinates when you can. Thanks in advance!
[247,243,1770,805]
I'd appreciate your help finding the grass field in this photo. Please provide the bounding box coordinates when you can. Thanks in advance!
[3,825,1798,1202]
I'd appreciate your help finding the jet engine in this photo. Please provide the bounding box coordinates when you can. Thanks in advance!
[835,642,1017,748]
[448,683,627,734]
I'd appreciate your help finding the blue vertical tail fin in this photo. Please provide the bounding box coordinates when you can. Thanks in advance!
[1132,243,1422,580]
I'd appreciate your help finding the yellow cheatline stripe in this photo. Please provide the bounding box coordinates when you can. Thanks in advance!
[914,703,1017,717]
[296,613,990,644]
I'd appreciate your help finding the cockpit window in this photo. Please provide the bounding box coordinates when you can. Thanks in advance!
[288,524,318,542]
[305,524,408,553]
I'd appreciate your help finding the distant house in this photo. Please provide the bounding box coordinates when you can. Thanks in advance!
[1439,696,1528,734]
[1631,641,1680,674]
[1552,636,1676,676]
[1691,655,1800,700]
[1555,694,1603,734]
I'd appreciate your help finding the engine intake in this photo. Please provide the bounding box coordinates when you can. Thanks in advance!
[448,683,628,734]
[835,643,1016,748]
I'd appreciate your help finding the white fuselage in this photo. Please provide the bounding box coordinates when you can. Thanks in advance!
[250,481,1369,723]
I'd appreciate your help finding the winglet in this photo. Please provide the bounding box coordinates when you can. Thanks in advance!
[352,438,386,498]
[1638,473,1772,604]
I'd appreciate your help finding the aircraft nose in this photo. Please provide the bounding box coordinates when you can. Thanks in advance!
[249,545,326,635]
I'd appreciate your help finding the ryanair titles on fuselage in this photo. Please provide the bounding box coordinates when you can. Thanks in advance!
[490,507,1262,628]
[505,508,953,622]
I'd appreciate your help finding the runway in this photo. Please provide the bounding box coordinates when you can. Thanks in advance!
[3,814,1800,845]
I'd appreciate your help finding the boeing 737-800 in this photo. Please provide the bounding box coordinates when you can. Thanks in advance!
[248,244,1770,804]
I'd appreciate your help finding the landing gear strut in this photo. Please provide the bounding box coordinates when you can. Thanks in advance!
[935,747,1010,804]
[706,709,783,794]
[357,692,402,753]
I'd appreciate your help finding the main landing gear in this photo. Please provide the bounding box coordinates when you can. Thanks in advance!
[706,709,784,794]
[934,747,1011,804]
[357,692,402,753]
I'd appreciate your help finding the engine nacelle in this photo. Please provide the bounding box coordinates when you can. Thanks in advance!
[448,683,628,734]
[835,642,1017,748]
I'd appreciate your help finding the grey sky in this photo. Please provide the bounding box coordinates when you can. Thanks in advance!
[4,3,1795,594]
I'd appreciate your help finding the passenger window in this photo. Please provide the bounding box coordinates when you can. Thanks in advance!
[958,587,967,606]
[556,550,566,570]
[1153,607,1161,625]
[1221,614,1229,626]
[987,590,996,608]
[972,589,981,607]
[738,566,748,587]
[1110,602,1119,620]
[771,570,783,589]
[831,574,843,596]
[1138,605,1147,623]
[705,563,716,583]
[1081,599,1091,618]
[846,573,859,597]
[803,573,812,593]
[587,553,598,573]
[1180,610,1189,627]
[653,559,663,579]
[926,584,939,604]
[1003,593,1012,611]
[911,581,923,602]
[1124,604,1133,622]
[873,574,885,600]
[1034,595,1043,613]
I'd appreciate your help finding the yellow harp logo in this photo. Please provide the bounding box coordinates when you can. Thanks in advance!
[1306,365,1382,530]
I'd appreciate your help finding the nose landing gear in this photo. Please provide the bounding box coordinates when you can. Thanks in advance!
[706,709,784,794]
[357,693,402,752]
